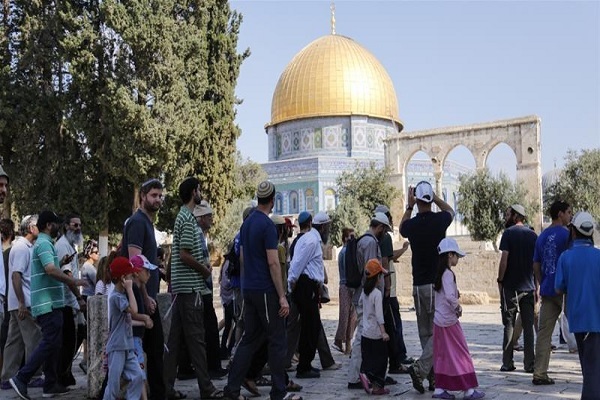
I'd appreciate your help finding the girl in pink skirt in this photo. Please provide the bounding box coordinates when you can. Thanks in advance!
[432,238,485,400]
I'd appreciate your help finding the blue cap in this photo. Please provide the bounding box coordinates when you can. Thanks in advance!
[298,211,312,224]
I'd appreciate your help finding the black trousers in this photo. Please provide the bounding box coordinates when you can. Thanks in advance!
[501,289,535,371]
[58,307,76,385]
[203,294,222,371]
[575,332,600,400]
[361,336,388,388]
[292,275,321,374]
[384,296,408,368]
[143,305,165,400]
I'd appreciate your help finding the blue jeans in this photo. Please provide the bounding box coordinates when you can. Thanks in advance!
[16,308,63,391]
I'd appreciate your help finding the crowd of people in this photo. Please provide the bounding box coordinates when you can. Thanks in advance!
[0,168,598,400]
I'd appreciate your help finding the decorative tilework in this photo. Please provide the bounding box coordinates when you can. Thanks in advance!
[341,128,348,147]
[354,127,366,147]
[314,128,322,149]
[292,131,300,151]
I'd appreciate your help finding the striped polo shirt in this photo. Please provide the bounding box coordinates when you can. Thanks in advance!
[171,206,209,295]
[30,232,65,317]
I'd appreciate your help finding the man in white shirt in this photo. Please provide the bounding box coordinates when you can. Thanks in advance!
[1,215,43,387]
[0,165,9,331]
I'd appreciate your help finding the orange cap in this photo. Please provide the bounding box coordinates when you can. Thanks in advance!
[365,258,388,278]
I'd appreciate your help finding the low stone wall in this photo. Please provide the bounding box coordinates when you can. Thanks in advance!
[322,244,501,306]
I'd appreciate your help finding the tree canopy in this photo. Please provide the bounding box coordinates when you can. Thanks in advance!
[457,169,532,247]
[545,149,600,222]
[0,0,248,239]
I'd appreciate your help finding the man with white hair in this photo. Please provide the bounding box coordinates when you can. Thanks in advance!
[1,215,44,388]
[555,211,600,399]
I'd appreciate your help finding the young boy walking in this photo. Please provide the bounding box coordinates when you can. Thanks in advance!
[104,257,145,400]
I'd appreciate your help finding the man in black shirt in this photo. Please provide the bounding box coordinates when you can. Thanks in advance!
[400,181,454,393]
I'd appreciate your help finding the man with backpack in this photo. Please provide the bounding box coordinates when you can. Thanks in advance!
[346,212,392,390]
[400,181,454,394]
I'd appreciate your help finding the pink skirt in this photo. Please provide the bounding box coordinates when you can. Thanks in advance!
[433,321,478,390]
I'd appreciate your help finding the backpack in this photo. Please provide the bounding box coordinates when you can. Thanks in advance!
[344,233,373,289]
[225,244,241,279]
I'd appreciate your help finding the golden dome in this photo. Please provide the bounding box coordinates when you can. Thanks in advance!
[267,34,402,129]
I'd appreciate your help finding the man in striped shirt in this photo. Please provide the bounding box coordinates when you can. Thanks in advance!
[164,177,222,399]
[9,211,85,400]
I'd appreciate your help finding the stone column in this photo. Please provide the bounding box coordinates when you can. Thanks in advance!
[87,293,174,398]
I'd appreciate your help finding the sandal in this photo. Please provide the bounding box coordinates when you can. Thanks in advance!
[463,390,485,399]
[286,380,302,392]
[255,376,272,386]
[167,390,187,400]
[203,389,225,399]
[241,379,261,397]
[332,342,344,353]
[432,390,455,399]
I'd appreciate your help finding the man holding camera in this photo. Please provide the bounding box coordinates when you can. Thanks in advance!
[400,181,454,393]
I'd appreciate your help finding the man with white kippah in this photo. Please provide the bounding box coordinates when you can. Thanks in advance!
[400,180,455,393]
[555,211,600,399]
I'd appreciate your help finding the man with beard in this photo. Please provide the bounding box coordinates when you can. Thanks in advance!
[287,211,332,379]
[9,211,86,400]
[55,213,85,387]
[347,212,391,390]
[121,178,166,400]
[497,204,537,373]
[399,181,454,393]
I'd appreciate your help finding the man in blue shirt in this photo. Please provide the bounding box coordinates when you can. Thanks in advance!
[532,201,571,385]
[224,181,289,400]
[555,211,600,399]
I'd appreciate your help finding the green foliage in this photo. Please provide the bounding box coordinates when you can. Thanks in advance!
[457,169,532,243]
[232,152,267,200]
[0,1,247,238]
[329,196,370,247]
[336,162,400,216]
[546,149,600,222]
[211,197,251,253]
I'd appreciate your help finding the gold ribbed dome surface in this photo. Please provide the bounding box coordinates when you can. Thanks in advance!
[268,35,401,128]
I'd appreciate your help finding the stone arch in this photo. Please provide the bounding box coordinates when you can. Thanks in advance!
[275,192,284,214]
[384,115,542,230]
[289,191,299,214]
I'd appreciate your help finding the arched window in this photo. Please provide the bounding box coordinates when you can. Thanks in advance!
[305,189,314,211]
[324,188,336,211]
[275,192,283,214]
[289,191,299,214]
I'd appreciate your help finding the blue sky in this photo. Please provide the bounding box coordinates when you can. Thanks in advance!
[230,0,599,177]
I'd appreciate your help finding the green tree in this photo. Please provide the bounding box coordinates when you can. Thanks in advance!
[329,196,370,247]
[336,162,400,216]
[232,152,267,200]
[546,149,600,222]
[457,169,532,249]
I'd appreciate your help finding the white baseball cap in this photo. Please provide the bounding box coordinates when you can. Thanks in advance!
[313,211,331,225]
[372,212,392,231]
[437,237,466,257]
[571,211,596,237]
[415,181,434,203]
[511,204,527,218]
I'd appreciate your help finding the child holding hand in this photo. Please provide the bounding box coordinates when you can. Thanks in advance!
[104,257,145,400]
[359,259,390,395]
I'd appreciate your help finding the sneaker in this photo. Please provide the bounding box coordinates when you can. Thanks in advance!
[9,377,31,400]
[28,377,45,388]
[384,376,397,385]
[1,381,12,390]
[432,390,456,399]
[463,390,485,399]
[42,383,70,398]
[408,365,425,394]
[499,365,516,372]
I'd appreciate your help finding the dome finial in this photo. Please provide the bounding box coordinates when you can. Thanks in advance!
[330,1,336,35]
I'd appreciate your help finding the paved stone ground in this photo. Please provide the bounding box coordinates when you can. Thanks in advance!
[2,303,582,399]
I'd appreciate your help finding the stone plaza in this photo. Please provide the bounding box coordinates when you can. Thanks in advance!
[2,301,582,400]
